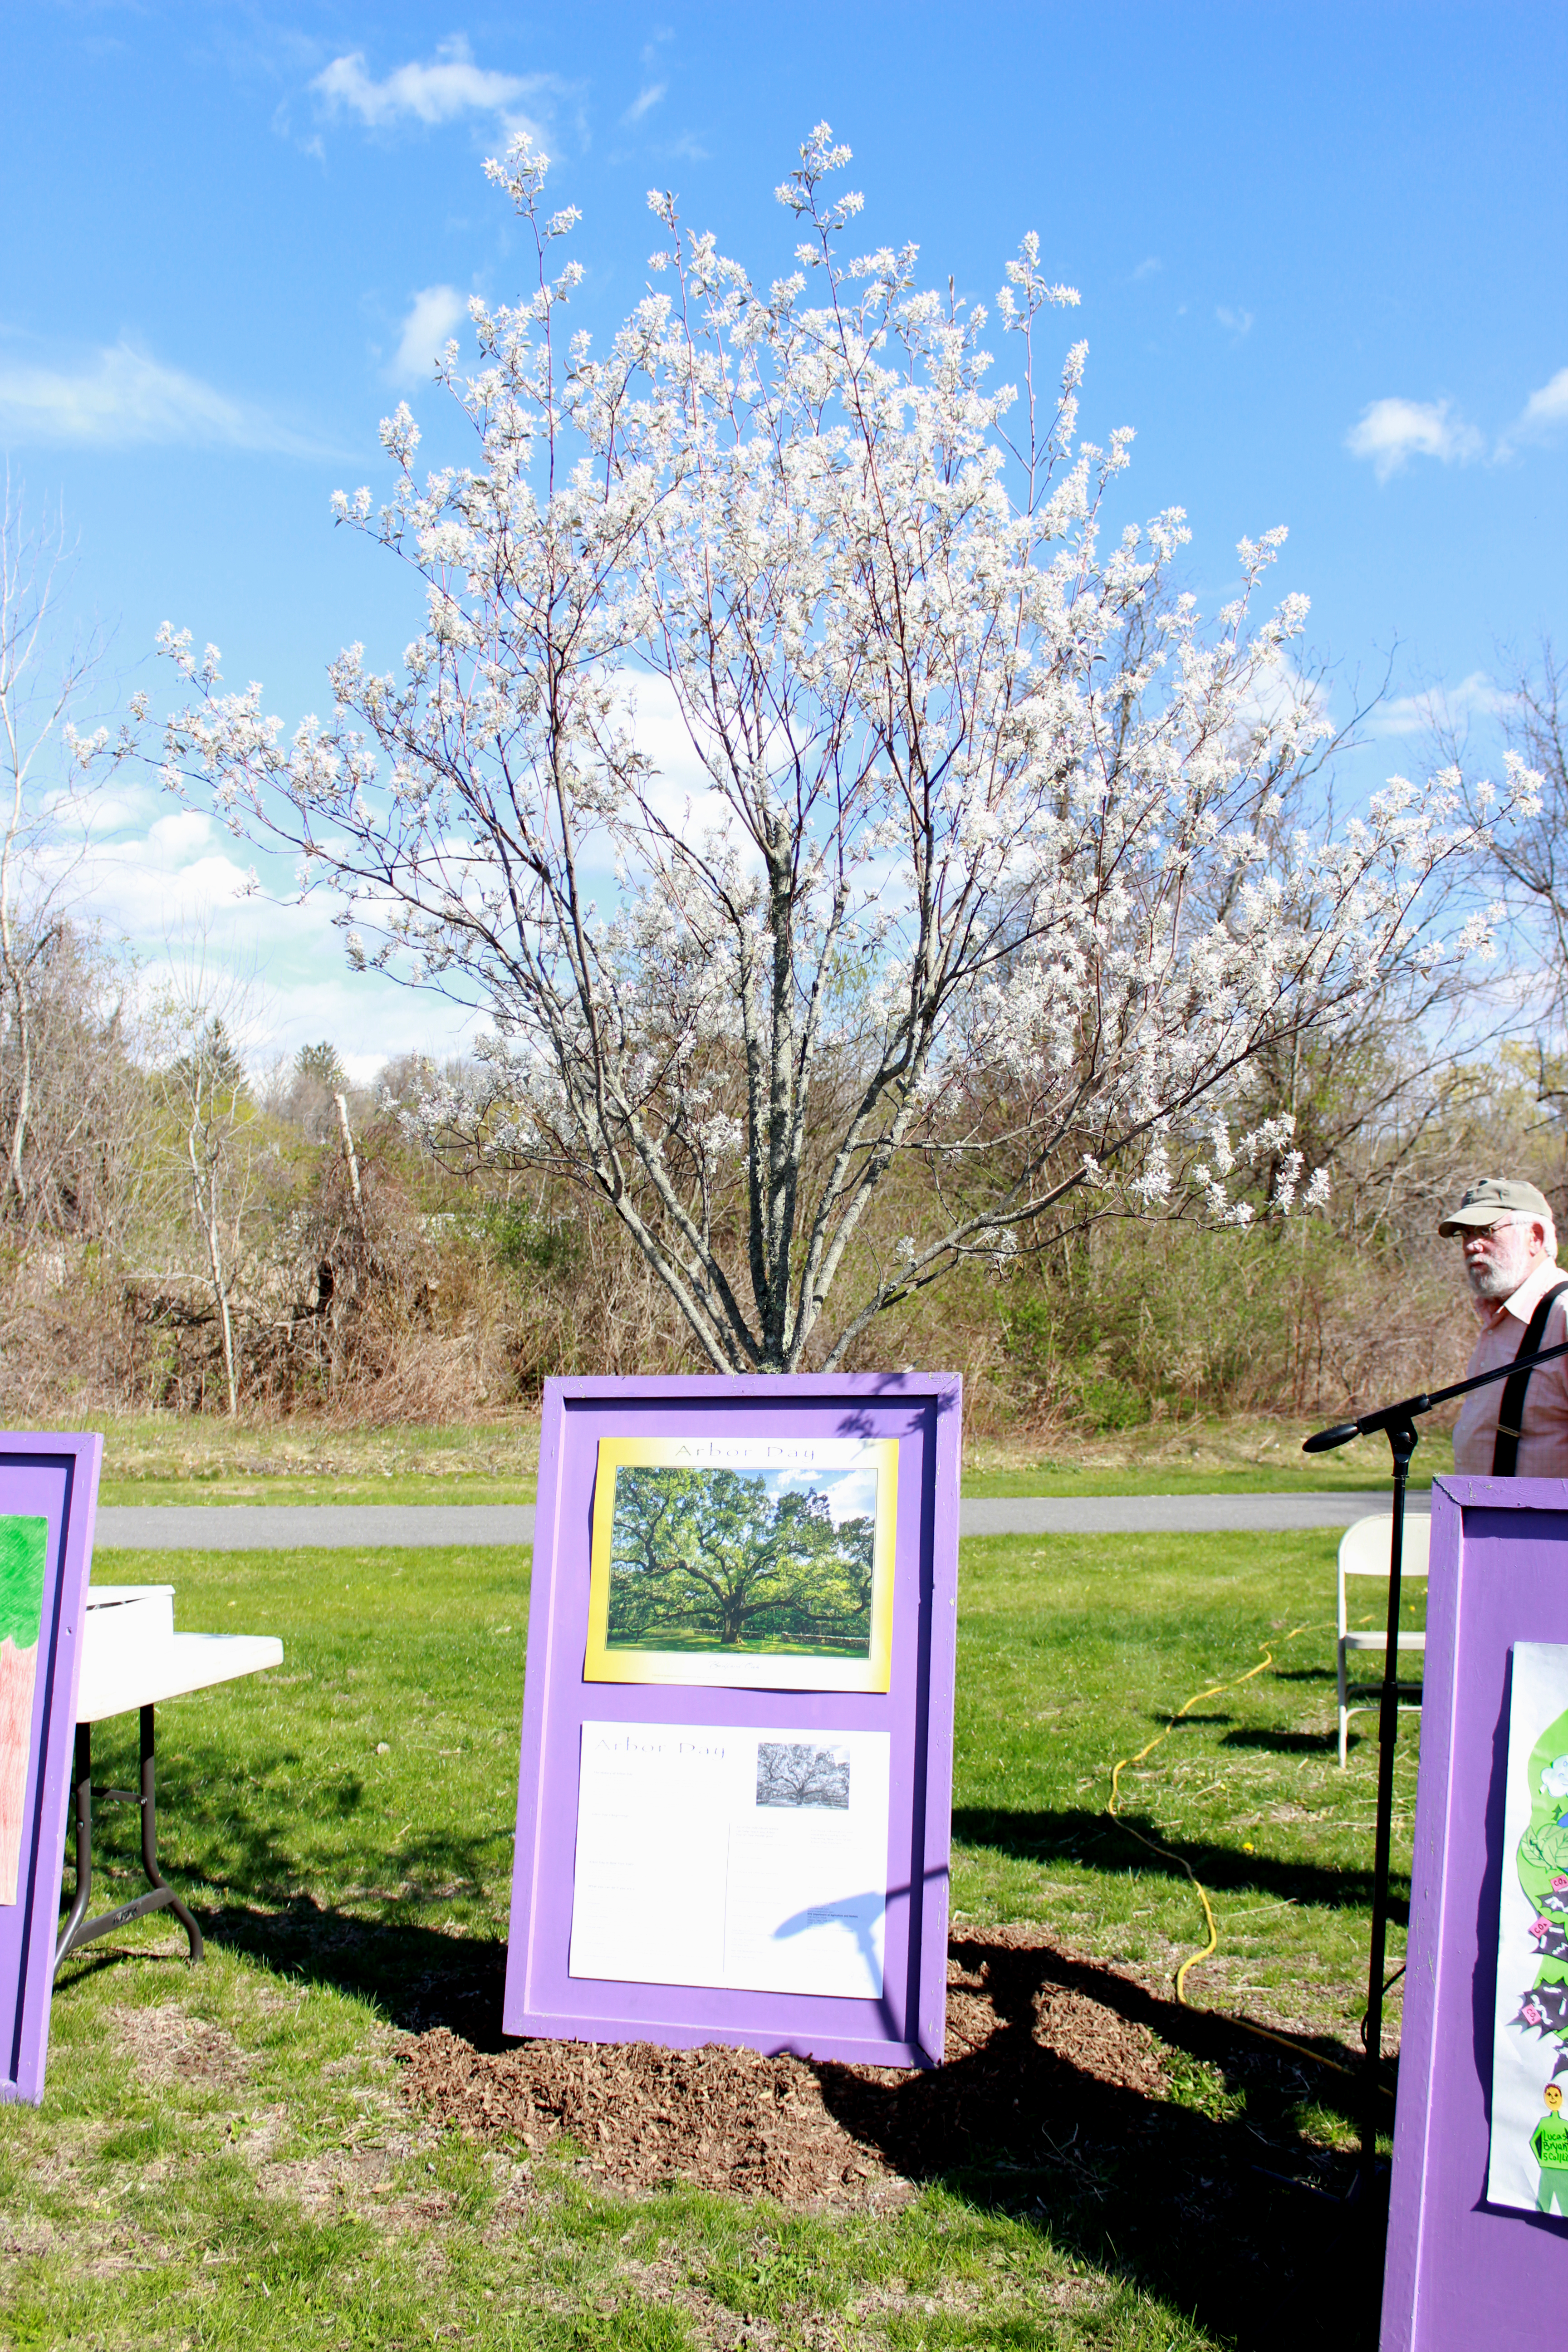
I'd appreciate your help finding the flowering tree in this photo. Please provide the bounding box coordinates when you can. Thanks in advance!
[158,128,1533,1374]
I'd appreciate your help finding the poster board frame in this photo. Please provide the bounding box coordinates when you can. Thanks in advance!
[1383,1474,1568,2351]
[0,1433,102,2106]
[502,1373,960,2067]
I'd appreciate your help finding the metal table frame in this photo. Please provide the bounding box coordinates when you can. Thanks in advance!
[54,1705,204,1975]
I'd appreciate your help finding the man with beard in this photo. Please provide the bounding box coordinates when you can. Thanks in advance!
[1442,1179,1568,1475]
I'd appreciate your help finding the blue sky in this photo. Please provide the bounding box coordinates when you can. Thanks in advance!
[4,2,1564,1073]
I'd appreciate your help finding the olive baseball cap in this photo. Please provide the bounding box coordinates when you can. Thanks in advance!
[1438,1177,1555,1236]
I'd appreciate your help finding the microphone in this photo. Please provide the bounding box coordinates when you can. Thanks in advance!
[1301,1421,1360,1454]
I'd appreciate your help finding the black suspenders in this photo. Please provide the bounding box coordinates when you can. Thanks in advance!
[1492,1280,1568,1475]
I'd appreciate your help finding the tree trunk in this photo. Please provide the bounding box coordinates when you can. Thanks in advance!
[0,810,29,1220]
[3,963,29,1219]
[333,1089,363,1220]
[187,1118,238,1416]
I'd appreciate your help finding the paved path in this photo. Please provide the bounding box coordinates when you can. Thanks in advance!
[93,1493,1416,1550]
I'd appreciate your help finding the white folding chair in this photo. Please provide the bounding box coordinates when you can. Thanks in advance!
[1337,1513,1430,1768]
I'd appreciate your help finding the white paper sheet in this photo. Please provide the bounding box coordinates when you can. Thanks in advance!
[1488,1642,1568,2214]
[568,1720,890,1999]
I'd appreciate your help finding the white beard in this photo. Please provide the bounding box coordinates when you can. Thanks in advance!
[1466,1234,1536,1300]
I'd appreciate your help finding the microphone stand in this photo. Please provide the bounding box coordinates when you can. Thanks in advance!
[1304,1335,1568,2202]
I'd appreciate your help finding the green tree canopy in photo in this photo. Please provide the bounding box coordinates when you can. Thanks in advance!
[607,1468,874,1652]
[0,1516,47,1653]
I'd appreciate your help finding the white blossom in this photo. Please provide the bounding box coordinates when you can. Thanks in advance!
[152,127,1531,1374]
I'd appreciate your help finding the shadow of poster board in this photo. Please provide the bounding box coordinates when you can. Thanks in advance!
[1384,1475,1568,2349]
[0,1435,101,2106]
[504,1374,960,2067]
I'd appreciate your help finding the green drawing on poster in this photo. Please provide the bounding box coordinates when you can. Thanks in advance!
[1533,2082,1568,2215]
[1510,1705,1568,2053]
[0,1516,45,1654]
[0,1515,48,1907]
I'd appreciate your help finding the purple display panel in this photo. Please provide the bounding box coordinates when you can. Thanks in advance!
[1384,1475,1568,2352]
[504,1374,960,2066]
[0,1435,102,2106]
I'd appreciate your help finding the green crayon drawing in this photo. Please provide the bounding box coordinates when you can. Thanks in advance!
[0,1515,48,1907]
[1510,1705,1568,2059]
[1519,1706,1568,1904]
[0,1516,45,1654]
[1533,2082,1568,2214]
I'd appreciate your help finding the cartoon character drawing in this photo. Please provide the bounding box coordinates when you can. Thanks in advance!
[1534,2081,1568,2214]
[0,1517,48,1905]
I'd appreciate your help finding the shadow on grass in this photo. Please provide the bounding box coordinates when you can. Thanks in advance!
[57,1891,516,2048]
[1220,1726,1342,1755]
[57,1852,1395,2352]
[951,1804,1411,1922]
[817,1931,1392,2352]
[160,1893,1395,2352]
[56,1733,520,2048]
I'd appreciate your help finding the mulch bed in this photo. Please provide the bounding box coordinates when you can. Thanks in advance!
[400,1924,1319,2206]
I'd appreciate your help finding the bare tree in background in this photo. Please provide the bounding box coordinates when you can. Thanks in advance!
[151,964,268,1417]
[1431,647,1561,977]
[0,481,141,1229]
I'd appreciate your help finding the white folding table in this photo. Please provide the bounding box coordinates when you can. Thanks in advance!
[55,1585,283,1975]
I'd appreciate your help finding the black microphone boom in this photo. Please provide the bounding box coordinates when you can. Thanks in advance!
[1301,1338,1568,1453]
[1302,1332,1568,2205]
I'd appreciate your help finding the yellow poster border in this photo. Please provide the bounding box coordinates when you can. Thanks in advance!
[583,1436,898,1692]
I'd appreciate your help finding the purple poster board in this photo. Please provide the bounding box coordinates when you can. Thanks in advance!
[1384,1474,1568,2351]
[0,1434,101,2106]
[503,1374,960,2066]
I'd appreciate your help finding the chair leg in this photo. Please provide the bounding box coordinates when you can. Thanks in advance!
[1338,1639,1349,1769]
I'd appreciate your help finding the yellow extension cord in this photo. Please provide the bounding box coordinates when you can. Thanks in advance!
[1106,1632,1363,2083]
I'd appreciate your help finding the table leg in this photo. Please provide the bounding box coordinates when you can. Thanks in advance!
[137,1705,203,1964]
[54,1706,203,1975]
[52,1725,94,1973]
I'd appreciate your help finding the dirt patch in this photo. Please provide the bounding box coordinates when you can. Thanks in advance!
[402,1925,1175,2205]
[113,2003,251,2089]
[403,2031,896,2203]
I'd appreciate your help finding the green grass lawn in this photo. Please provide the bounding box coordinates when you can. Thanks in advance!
[86,1418,544,1509]
[959,1421,1452,1497]
[75,1409,1453,1509]
[0,1532,1414,2350]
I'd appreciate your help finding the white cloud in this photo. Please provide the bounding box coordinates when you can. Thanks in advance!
[1216,305,1253,338]
[1498,364,1568,458]
[1131,256,1161,281]
[1230,650,1332,754]
[622,81,667,125]
[0,340,333,455]
[1369,670,1510,740]
[1345,395,1485,483]
[392,286,467,386]
[54,781,478,1073]
[613,671,756,858]
[313,36,543,131]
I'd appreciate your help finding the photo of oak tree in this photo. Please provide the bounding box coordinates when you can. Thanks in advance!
[606,1466,877,1657]
[755,1741,852,1810]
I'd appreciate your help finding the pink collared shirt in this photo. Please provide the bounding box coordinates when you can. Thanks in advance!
[1451,1254,1568,1477]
